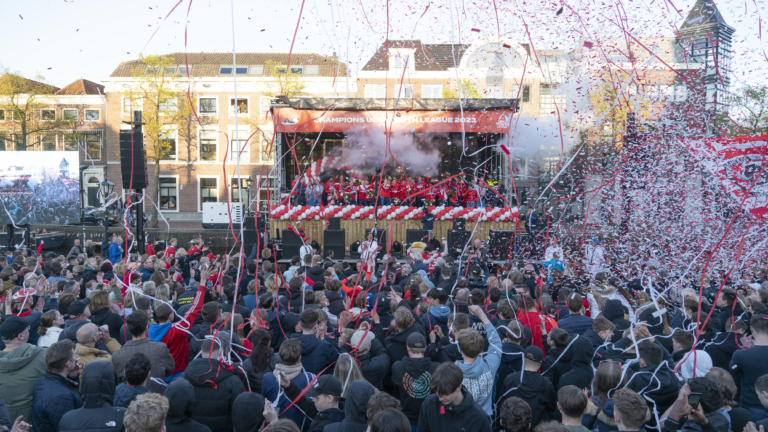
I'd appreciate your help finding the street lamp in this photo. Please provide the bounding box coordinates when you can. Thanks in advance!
[99,180,115,238]
[245,177,254,214]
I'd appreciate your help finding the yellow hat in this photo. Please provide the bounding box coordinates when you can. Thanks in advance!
[411,242,427,249]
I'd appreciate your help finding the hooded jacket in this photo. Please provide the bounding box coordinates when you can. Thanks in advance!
[385,313,427,364]
[31,373,83,432]
[290,333,339,375]
[148,283,206,375]
[280,287,306,314]
[356,338,391,391]
[57,361,126,432]
[500,369,557,428]
[417,388,492,432]
[324,381,377,432]
[496,341,525,401]
[625,363,681,414]
[280,380,345,432]
[307,265,325,283]
[262,364,316,432]
[557,312,593,336]
[422,305,451,336]
[0,344,48,424]
[541,343,573,390]
[164,378,211,432]
[716,303,745,333]
[704,332,740,371]
[184,357,247,432]
[89,309,124,340]
[603,299,631,336]
[113,383,150,408]
[231,393,266,432]
[558,337,594,391]
[325,290,345,316]
[391,356,439,424]
[455,322,502,417]
[241,354,278,394]
[583,329,607,351]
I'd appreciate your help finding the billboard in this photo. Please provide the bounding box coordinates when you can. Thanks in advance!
[0,151,80,225]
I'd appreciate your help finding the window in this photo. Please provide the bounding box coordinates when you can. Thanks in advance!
[14,136,25,151]
[42,135,57,151]
[123,97,141,114]
[40,109,55,121]
[235,66,248,74]
[290,67,303,74]
[250,65,264,75]
[230,177,249,203]
[145,66,159,75]
[0,134,5,151]
[178,65,190,75]
[63,135,79,151]
[304,65,319,75]
[159,128,177,161]
[394,85,413,99]
[230,129,249,162]
[219,66,234,74]
[159,177,178,210]
[485,76,504,98]
[11,109,23,121]
[422,85,442,99]
[199,97,217,115]
[511,85,530,102]
[199,129,217,161]
[85,109,100,121]
[260,125,275,163]
[261,96,276,114]
[199,177,218,210]
[62,109,77,121]
[394,54,410,69]
[365,84,386,98]
[539,84,565,116]
[163,66,177,74]
[0,110,4,120]
[230,97,249,115]
[86,134,101,160]
[159,97,178,114]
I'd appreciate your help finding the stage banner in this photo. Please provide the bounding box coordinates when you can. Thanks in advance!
[682,135,768,216]
[273,107,516,134]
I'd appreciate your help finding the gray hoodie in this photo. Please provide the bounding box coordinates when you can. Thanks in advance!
[455,322,502,416]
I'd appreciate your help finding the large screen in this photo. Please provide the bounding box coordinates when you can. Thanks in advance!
[0,151,80,225]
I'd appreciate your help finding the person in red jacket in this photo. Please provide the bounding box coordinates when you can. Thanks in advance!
[517,293,556,355]
[147,267,211,380]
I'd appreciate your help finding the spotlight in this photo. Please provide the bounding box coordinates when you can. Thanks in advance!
[350,241,361,259]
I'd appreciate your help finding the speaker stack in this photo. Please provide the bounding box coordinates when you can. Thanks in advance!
[447,229,471,258]
[488,229,515,261]
[324,217,345,259]
[453,218,466,231]
[119,125,147,190]
[406,229,429,246]
[281,229,304,260]
[364,229,387,260]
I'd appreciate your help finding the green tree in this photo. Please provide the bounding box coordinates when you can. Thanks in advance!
[726,84,768,135]
[125,54,191,227]
[0,70,75,151]
[443,79,480,99]
[262,60,306,97]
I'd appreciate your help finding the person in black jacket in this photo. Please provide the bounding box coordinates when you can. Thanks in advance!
[88,291,124,340]
[290,310,339,376]
[557,293,593,336]
[541,328,573,390]
[165,378,212,432]
[558,337,594,392]
[350,323,390,391]
[31,340,82,432]
[625,341,681,418]
[324,280,345,316]
[306,256,325,284]
[603,299,631,343]
[325,380,377,432]
[231,393,266,432]
[671,329,694,364]
[242,328,278,394]
[113,353,152,408]
[280,277,307,314]
[278,374,345,432]
[417,363,492,432]
[183,332,247,432]
[498,346,556,429]
[382,292,427,364]
[496,320,527,401]
[715,289,744,333]
[57,361,126,432]
[584,316,615,351]
[705,318,745,371]
[391,332,438,427]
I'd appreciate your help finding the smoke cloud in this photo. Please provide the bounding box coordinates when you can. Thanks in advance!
[336,124,444,176]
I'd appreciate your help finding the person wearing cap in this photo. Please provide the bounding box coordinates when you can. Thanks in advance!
[74,323,121,368]
[391,332,439,428]
[11,284,44,346]
[498,345,556,429]
[325,380,377,432]
[30,340,82,432]
[274,372,345,432]
[349,321,390,391]
[58,298,108,351]
[0,315,48,425]
[417,362,491,432]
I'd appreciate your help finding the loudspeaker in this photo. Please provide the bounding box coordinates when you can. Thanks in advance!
[488,230,515,260]
[245,216,256,230]
[119,125,147,190]
[364,229,387,260]
[243,230,262,257]
[281,228,304,259]
[453,218,466,230]
[323,228,346,260]
[406,229,429,245]
[447,229,471,258]
[328,217,341,230]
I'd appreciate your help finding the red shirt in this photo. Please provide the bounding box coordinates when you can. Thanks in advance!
[146,244,155,256]
[325,181,333,193]
[155,284,206,374]
[381,184,391,198]
[165,246,176,258]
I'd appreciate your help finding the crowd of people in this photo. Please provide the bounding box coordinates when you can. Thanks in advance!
[291,174,507,208]
[0,232,768,432]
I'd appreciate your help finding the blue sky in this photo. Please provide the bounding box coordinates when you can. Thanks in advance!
[0,0,766,88]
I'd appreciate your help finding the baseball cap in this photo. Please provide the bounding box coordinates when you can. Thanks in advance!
[406,332,427,349]
[68,298,91,318]
[305,375,343,398]
[12,288,35,302]
[0,315,29,340]
[524,346,544,363]
[350,329,374,352]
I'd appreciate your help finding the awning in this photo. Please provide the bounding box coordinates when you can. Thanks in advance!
[276,96,518,111]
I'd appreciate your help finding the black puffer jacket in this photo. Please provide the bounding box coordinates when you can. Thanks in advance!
[625,363,681,415]
[241,354,278,394]
[325,290,345,316]
[280,288,305,314]
[355,338,390,391]
[165,378,211,432]
[418,388,492,432]
[306,266,325,283]
[499,370,556,428]
[31,373,83,432]
[324,381,376,432]
[113,384,150,408]
[541,344,573,390]
[231,393,265,432]
[705,332,740,371]
[383,309,426,364]
[558,337,594,391]
[57,361,126,432]
[89,309,124,340]
[183,357,247,432]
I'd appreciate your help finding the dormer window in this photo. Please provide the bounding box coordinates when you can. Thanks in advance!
[394,54,410,69]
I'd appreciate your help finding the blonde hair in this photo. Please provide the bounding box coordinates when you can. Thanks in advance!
[175,248,187,258]
[155,284,170,302]
[123,393,169,432]
[333,355,365,397]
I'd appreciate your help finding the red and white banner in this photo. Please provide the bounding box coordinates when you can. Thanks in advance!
[682,135,768,217]
[273,107,515,133]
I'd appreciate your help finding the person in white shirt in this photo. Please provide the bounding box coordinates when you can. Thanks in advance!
[299,240,313,262]
[358,232,379,273]
[544,237,564,262]
[583,238,606,277]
